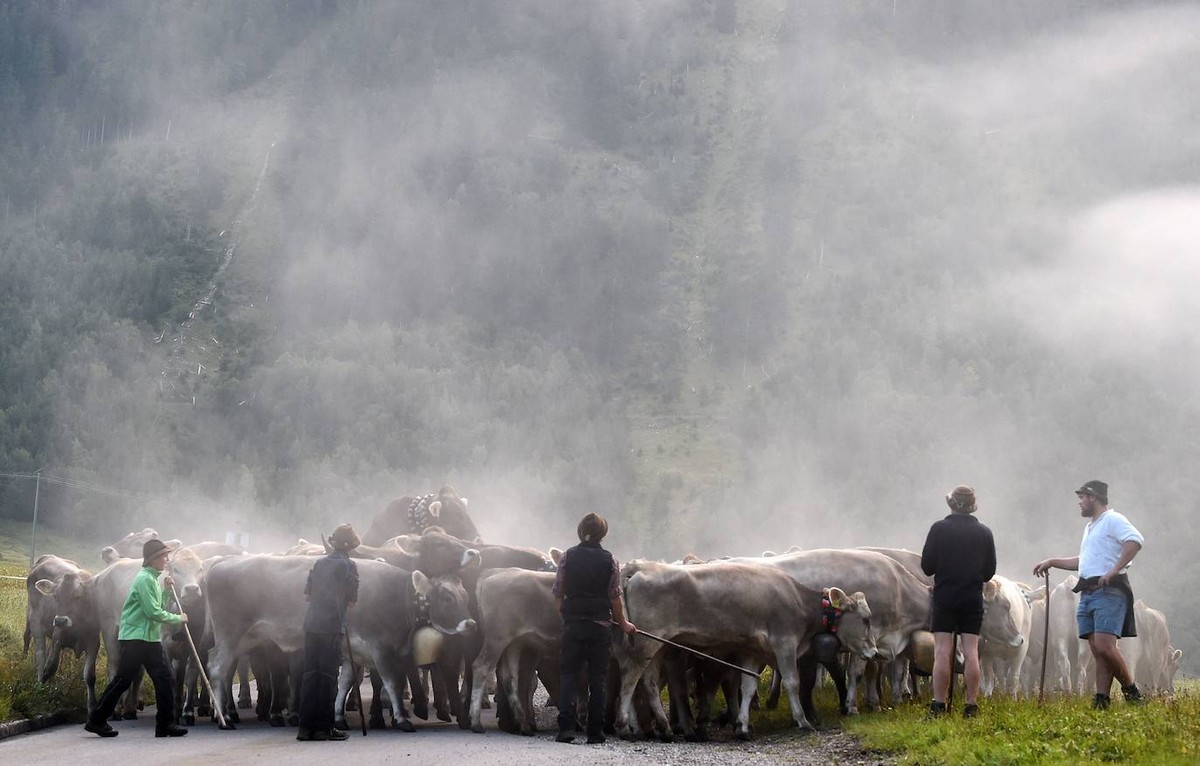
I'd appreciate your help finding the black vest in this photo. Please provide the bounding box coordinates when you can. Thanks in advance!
[561,542,614,622]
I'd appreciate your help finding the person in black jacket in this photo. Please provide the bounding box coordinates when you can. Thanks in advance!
[297,523,360,742]
[552,513,636,744]
[921,485,997,718]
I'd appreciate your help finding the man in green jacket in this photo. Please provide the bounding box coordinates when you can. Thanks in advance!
[84,538,189,738]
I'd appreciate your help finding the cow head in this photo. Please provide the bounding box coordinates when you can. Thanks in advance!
[426,485,481,543]
[39,571,95,637]
[101,527,161,564]
[412,529,481,577]
[826,587,877,660]
[411,571,476,636]
[982,579,1025,648]
[166,548,204,608]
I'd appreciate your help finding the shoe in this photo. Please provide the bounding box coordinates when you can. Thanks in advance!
[926,701,947,718]
[1122,684,1145,704]
[84,720,118,738]
[586,734,606,744]
[297,727,330,741]
[963,704,979,719]
[555,730,575,743]
[326,728,349,741]
[1093,693,1111,710]
[155,724,188,737]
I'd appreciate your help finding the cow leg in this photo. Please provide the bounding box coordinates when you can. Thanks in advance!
[205,643,238,729]
[334,658,362,730]
[377,657,416,733]
[497,646,531,734]
[465,638,504,734]
[236,655,253,709]
[664,650,697,740]
[773,647,815,735]
[368,671,387,728]
[734,661,764,740]
[430,666,452,722]
[83,642,99,716]
[765,662,782,709]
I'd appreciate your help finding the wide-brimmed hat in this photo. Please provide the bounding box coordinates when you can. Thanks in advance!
[577,513,609,543]
[329,523,361,551]
[141,538,178,566]
[945,485,977,514]
[1075,480,1108,504]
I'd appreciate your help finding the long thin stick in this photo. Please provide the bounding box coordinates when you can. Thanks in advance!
[948,632,957,708]
[168,582,230,729]
[344,627,368,736]
[614,623,760,678]
[1039,572,1051,705]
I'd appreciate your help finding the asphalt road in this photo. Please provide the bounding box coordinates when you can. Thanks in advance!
[0,696,883,766]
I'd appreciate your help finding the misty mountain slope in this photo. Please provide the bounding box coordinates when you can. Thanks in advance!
[2,0,1200,670]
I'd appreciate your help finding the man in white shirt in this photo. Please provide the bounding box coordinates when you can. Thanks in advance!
[1033,480,1145,709]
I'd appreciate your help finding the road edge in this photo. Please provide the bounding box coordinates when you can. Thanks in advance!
[0,713,66,741]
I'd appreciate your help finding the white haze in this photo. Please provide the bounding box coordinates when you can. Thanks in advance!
[31,4,1197,672]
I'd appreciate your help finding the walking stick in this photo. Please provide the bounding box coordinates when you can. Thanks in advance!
[614,623,761,678]
[343,624,368,736]
[168,581,231,730]
[1039,572,1051,705]
[947,632,957,708]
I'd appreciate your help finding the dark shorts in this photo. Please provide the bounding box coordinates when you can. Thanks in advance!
[930,601,984,635]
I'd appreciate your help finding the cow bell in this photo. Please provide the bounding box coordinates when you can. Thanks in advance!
[812,632,841,663]
[411,626,444,668]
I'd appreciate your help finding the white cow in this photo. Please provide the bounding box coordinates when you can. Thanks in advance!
[979,576,1039,697]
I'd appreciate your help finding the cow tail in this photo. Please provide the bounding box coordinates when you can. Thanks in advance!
[23,615,31,656]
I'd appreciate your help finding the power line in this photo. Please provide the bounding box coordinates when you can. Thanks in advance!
[0,471,162,503]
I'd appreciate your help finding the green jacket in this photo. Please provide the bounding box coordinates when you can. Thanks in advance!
[117,566,183,641]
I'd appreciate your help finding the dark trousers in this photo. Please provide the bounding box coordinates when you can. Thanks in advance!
[557,620,612,737]
[89,639,176,728]
[299,632,342,731]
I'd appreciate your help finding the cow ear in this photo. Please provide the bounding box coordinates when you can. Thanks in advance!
[101,547,119,565]
[412,570,432,595]
[983,580,999,601]
[164,538,183,549]
[35,578,58,596]
[827,587,846,608]
[1026,585,1047,602]
[428,501,442,519]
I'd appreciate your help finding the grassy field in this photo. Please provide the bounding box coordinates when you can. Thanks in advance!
[0,519,107,722]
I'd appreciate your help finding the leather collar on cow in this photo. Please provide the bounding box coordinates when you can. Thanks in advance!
[407,494,437,533]
[821,589,843,634]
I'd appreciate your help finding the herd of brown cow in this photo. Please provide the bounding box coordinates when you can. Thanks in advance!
[24,488,1181,742]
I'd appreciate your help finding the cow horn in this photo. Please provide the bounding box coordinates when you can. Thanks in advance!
[428,501,442,518]
[320,534,334,554]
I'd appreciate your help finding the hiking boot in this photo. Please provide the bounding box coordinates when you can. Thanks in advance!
[155,724,188,737]
[1122,684,1144,704]
[297,727,330,741]
[926,701,947,718]
[1092,693,1111,710]
[963,704,979,719]
[84,720,118,738]
[326,728,349,741]
[555,730,575,743]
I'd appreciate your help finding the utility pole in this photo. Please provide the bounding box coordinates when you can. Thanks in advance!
[29,468,42,568]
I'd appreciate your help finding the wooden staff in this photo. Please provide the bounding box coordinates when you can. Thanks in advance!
[1039,572,1051,705]
[615,623,761,678]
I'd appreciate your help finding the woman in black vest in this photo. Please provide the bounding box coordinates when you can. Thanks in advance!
[553,513,636,744]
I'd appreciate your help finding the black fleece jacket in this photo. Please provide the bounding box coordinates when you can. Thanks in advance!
[921,513,998,610]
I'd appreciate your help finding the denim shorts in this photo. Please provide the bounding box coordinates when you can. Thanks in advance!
[1077,587,1128,638]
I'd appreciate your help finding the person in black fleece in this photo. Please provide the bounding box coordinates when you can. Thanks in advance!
[921,485,997,718]
[552,513,636,744]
